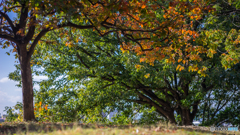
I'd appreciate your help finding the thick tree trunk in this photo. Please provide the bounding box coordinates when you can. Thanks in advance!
[156,108,177,125]
[181,109,192,125]
[167,111,177,125]
[19,46,36,121]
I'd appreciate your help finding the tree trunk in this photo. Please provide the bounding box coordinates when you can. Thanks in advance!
[167,111,177,125]
[19,46,36,121]
[181,108,193,125]
[156,108,177,125]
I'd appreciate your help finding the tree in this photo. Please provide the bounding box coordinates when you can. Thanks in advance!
[1,0,212,121]
[0,0,92,121]
[2,0,239,122]
[195,63,240,127]
[19,24,239,125]
[121,0,240,73]
[27,0,240,124]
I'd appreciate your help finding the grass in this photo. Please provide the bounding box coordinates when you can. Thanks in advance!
[0,122,239,135]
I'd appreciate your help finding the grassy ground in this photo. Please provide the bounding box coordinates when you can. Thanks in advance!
[0,122,239,135]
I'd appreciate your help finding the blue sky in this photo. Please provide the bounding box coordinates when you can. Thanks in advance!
[0,48,22,115]
[0,48,48,115]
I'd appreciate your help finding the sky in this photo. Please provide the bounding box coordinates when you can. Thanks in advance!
[0,48,48,115]
[0,12,48,115]
[0,48,22,115]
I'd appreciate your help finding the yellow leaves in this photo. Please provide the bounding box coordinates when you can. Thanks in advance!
[34,7,40,11]
[14,53,18,59]
[135,64,142,72]
[65,42,74,47]
[12,48,18,52]
[176,64,184,71]
[144,73,150,78]
[178,59,182,63]
[197,66,208,77]
[189,54,201,62]
[135,64,141,69]
[201,66,207,71]
[207,49,217,58]
[165,59,170,63]
[149,62,154,66]
[120,47,125,53]
[182,60,186,64]
[16,28,24,36]
[34,101,49,120]
[188,64,198,72]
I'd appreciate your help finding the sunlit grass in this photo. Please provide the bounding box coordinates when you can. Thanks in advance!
[0,122,239,135]
[17,126,211,135]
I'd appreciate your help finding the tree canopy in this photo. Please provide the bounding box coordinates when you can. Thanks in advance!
[1,0,240,124]
[9,24,238,125]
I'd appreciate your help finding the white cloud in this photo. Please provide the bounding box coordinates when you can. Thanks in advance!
[33,85,40,90]
[0,77,10,83]
[0,91,21,103]
[8,95,21,103]
[33,76,48,81]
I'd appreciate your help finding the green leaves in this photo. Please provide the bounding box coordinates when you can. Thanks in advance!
[6,52,10,56]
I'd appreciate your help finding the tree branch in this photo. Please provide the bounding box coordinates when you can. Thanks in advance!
[135,90,171,117]
[27,28,50,61]
[76,53,90,69]
[24,14,36,44]
[61,22,94,29]
[0,34,18,43]
[0,11,16,33]
[126,99,149,105]
[18,3,28,29]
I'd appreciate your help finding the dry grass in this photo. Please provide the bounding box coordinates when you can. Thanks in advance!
[0,122,239,135]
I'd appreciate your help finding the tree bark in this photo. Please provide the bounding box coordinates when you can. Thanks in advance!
[19,45,36,121]
[181,108,192,125]
[166,110,177,125]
